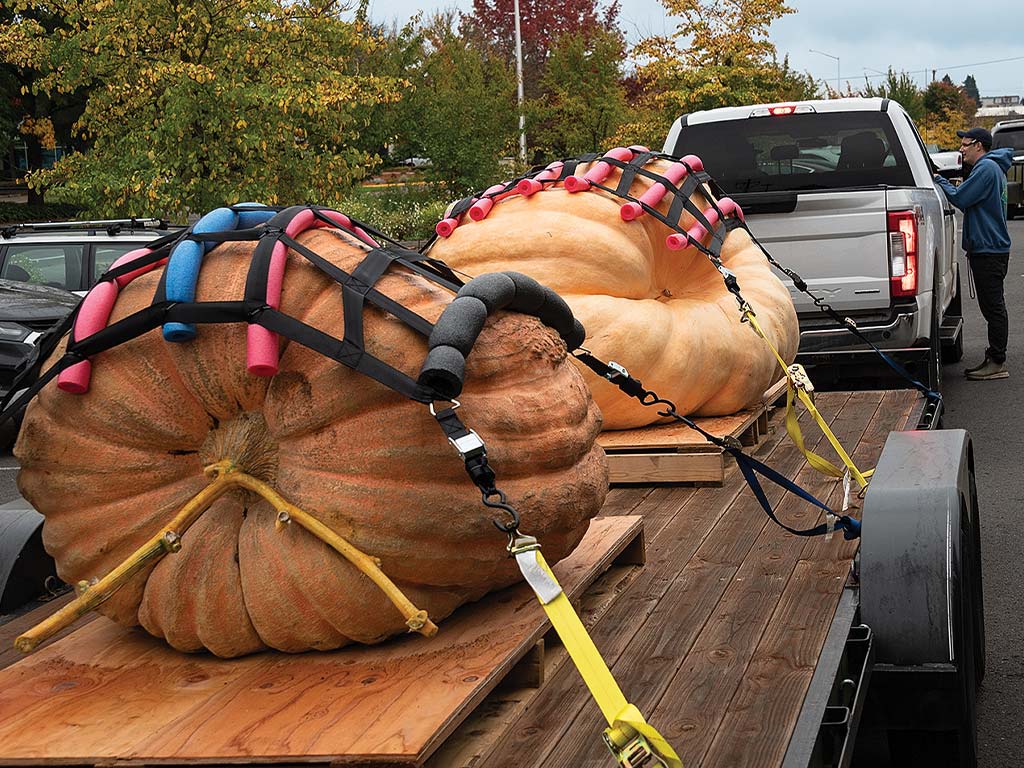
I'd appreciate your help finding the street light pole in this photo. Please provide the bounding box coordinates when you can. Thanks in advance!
[512,0,527,164]
[810,49,840,97]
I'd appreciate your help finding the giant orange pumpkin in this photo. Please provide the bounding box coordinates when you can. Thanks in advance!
[428,157,800,429]
[15,227,608,657]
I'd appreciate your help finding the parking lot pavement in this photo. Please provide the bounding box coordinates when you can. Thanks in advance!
[0,451,19,502]
[942,218,1024,768]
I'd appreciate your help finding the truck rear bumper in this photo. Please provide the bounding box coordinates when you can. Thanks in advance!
[797,311,918,353]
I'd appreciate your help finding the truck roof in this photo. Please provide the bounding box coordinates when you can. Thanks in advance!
[682,97,895,125]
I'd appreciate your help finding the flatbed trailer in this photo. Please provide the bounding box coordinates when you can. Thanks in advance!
[0,388,982,768]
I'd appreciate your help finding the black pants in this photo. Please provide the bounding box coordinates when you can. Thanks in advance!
[968,252,1009,363]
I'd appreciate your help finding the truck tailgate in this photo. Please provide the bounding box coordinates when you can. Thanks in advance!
[742,189,891,316]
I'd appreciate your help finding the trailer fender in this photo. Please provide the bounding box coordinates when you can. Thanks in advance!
[0,499,55,612]
[860,429,981,666]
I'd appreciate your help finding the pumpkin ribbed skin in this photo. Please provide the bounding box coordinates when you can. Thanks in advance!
[428,160,800,429]
[15,228,607,657]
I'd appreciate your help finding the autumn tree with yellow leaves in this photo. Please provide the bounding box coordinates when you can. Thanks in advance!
[0,0,405,218]
[620,0,817,147]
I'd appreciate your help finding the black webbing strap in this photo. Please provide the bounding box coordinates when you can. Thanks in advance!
[611,150,658,199]
[1,206,481,423]
[556,154,600,183]
[256,308,430,402]
[573,349,861,540]
[280,234,436,337]
[591,154,722,257]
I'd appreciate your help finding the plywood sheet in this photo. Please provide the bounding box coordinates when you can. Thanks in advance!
[0,516,643,766]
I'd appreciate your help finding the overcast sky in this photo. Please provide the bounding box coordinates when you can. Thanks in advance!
[363,0,1024,97]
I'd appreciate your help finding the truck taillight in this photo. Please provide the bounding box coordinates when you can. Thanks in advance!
[888,210,918,297]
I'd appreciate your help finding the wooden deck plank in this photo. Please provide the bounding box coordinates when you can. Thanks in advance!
[0,516,642,766]
[598,381,787,485]
[701,390,912,768]
[597,380,787,451]
[540,392,875,767]
[652,391,886,767]
[476,395,834,767]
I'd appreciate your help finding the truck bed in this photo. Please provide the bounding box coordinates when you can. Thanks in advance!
[0,389,923,767]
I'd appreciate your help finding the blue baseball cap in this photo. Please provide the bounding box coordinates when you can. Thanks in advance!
[956,127,992,149]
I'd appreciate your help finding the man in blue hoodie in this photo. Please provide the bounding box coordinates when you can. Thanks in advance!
[935,127,1015,380]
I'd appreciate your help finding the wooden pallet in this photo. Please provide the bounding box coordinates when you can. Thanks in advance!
[0,515,644,767]
[598,379,787,485]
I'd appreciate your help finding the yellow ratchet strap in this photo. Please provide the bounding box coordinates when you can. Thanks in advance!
[744,310,871,490]
[509,533,683,768]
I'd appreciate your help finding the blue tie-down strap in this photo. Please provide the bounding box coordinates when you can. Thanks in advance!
[163,204,276,342]
[873,346,942,405]
[729,448,861,540]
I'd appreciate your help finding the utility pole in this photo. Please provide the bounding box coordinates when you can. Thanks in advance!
[513,0,527,164]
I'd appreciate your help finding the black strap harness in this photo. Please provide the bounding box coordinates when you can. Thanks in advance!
[3,194,863,541]
[428,149,942,407]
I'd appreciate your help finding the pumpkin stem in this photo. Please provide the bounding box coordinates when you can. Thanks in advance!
[14,465,438,654]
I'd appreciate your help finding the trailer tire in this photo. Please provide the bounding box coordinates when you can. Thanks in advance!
[0,503,56,612]
[859,429,982,767]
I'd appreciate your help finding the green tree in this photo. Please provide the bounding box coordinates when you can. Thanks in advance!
[345,15,424,169]
[861,69,925,121]
[622,0,817,148]
[923,79,976,121]
[0,4,88,202]
[402,14,517,194]
[0,0,404,218]
[962,74,981,108]
[532,29,628,157]
[920,79,977,149]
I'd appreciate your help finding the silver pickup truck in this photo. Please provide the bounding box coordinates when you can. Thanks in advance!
[664,97,963,390]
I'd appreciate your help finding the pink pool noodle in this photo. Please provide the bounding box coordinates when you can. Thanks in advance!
[665,198,744,250]
[58,248,166,394]
[564,146,647,193]
[619,154,703,221]
[468,185,506,221]
[436,217,460,237]
[248,209,360,376]
[517,161,564,196]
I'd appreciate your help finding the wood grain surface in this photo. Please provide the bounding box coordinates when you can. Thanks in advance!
[0,516,643,766]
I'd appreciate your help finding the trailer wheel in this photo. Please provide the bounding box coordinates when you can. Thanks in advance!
[0,503,55,612]
[858,429,982,767]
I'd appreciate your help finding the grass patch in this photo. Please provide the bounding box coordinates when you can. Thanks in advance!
[340,184,450,244]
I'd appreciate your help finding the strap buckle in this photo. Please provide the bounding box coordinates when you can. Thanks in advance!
[603,728,669,768]
[448,429,485,460]
[429,398,461,416]
[604,360,629,381]
[787,363,815,393]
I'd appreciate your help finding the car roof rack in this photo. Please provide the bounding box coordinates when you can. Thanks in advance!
[1,217,175,239]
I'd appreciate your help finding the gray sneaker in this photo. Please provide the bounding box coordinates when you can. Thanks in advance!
[966,359,1009,381]
[964,355,991,376]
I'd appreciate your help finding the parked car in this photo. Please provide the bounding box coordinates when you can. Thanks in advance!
[0,218,180,444]
[0,217,178,296]
[991,119,1024,219]
[926,143,963,179]
[664,97,962,390]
